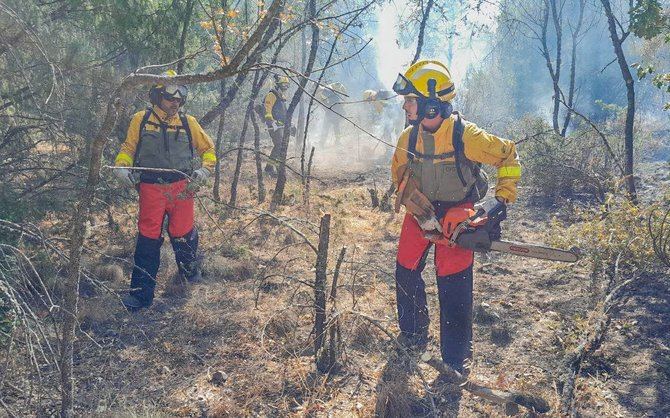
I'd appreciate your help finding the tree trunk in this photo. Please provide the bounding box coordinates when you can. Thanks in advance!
[60,96,122,417]
[213,80,227,201]
[561,0,585,136]
[251,107,265,203]
[199,0,285,128]
[314,213,331,361]
[176,0,196,74]
[540,0,563,135]
[412,0,435,64]
[550,0,563,134]
[600,0,638,204]
[270,0,319,210]
[295,25,308,150]
[229,73,262,206]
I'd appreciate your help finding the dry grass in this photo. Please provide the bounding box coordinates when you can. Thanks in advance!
[5,155,669,417]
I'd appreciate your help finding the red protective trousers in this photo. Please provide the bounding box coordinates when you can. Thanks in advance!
[138,180,194,239]
[396,202,474,276]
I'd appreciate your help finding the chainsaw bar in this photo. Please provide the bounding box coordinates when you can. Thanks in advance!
[490,240,580,263]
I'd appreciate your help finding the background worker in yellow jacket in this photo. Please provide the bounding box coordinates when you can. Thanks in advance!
[390,60,521,375]
[317,82,347,146]
[113,70,216,310]
[263,74,291,176]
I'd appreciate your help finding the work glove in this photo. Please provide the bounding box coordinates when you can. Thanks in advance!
[474,197,505,216]
[191,167,211,185]
[185,167,211,194]
[265,120,283,132]
[416,215,442,233]
[114,168,136,188]
[474,197,506,240]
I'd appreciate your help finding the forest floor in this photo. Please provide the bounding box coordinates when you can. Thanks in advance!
[5,145,669,417]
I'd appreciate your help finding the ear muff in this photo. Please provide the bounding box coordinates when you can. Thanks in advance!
[149,86,162,105]
[440,101,453,118]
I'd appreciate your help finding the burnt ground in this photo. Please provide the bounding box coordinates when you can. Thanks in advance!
[3,148,669,417]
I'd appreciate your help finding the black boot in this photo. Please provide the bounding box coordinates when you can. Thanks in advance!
[437,266,474,374]
[171,228,201,283]
[128,234,164,309]
[395,261,430,349]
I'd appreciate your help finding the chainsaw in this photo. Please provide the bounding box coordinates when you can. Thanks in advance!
[423,201,580,263]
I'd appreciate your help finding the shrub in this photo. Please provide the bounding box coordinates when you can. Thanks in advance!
[550,195,657,274]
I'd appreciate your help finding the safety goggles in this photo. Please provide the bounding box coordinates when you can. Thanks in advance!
[392,73,423,97]
[162,84,188,100]
[392,74,455,99]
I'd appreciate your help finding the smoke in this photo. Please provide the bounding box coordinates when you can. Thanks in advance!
[372,1,414,88]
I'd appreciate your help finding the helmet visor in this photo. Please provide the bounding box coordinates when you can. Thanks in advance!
[392,73,422,97]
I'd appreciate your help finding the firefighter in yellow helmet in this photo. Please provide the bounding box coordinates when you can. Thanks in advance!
[390,60,521,374]
[262,74,294,176]
[113,70,216,310]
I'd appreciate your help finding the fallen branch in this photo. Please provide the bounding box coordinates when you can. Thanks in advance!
[423,355,550,413]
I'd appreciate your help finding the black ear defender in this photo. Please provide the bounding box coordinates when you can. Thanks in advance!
[423,78,441,119]
[149,86,161,105]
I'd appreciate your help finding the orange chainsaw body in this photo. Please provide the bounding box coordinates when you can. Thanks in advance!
[424,206,487,246]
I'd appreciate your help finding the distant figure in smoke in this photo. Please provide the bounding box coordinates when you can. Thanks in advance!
[362,89,398,159]
[317,82,347,146]
[391,60,521,377]
[262,75,294,176]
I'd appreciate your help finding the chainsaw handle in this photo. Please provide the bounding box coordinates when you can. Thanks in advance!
[448,203,507,247]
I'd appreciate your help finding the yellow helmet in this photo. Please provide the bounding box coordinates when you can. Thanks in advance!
[392,60,455,102]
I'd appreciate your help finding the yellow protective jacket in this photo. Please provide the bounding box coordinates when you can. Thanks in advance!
[264,89,287,122]
[391,115,521,203]
[115,106,216,172]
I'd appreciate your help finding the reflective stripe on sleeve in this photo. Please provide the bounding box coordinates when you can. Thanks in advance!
[202,151,217,163]
[497,166,521,178]
[115,152,134,166]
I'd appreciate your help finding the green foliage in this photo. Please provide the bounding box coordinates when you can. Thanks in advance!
[630,0,668,40]
[633,33,670,110]
[551,196,658,275]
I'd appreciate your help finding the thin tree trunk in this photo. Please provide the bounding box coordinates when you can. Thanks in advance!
[540,0,563,135]
[270,0,319,210]
[295,25,308,150]
[213,80,227,201]
[303,146,315,208]
[600,0,637,204]
[550,0,563,134]
[251,107,265,203]
[176,0,196,74]
[314,213,331,361]
[229,73,262,206]
[60,95,123,418]
[199,0,285,127]
[561,0,585,136]
[412,0,435,64]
